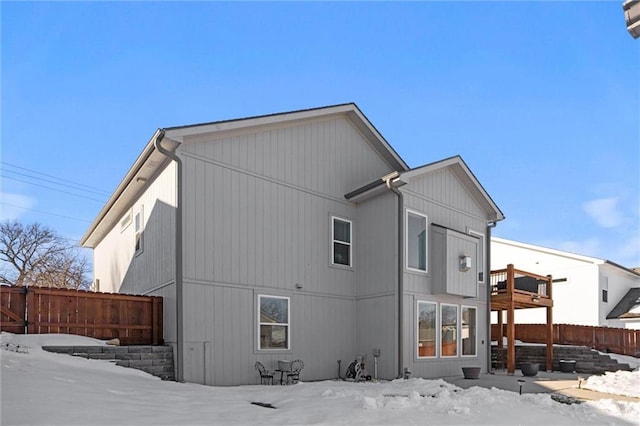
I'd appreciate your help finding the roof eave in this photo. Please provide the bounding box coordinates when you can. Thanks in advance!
[80,130,178,248]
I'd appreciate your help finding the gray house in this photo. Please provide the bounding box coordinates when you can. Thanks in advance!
[81,103,504,385]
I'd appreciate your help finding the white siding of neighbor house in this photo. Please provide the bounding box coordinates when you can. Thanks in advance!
[176,116,396,385]
[400,166,491,378]
[490,238,640,328]
[599,264,638,328]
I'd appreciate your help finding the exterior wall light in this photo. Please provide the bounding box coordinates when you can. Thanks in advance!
[624,0,640,39]
[459,255,472,272]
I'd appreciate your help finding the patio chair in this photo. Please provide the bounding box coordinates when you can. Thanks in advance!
[255,361,274,385]
[286,359,304,384]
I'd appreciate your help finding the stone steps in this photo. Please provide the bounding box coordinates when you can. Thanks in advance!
[491,345,633,374]
[42,345,175,381]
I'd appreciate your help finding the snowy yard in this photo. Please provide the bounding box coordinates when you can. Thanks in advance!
[2,333,639,425]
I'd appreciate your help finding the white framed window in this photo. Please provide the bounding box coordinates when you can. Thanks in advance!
[332,216,352,267]
[461,306,477,356]
[441,304,458,357]
[406,209,427,272]
[468,229,485,283]
[258,295,290,350]
[134,205,144,255]
[417,301,437,358]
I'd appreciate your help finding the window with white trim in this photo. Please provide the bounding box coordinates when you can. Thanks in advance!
[258,295,290,350]
[134,206,144,255]
[417,301,437,358]
[441,304,458,357]
[461,306,477,356]
[332,216,352,267]
[406,210,427,272]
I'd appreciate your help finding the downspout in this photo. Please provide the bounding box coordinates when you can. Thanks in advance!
[154,129,184,383]
[384,175,404,379]
[486,220,497,373]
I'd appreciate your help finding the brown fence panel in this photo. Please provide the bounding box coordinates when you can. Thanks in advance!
[0,286,27,334]
[0,287,163,345]
[491,323,640,357]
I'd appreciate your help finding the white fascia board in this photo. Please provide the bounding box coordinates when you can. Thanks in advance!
[397,156,505,222]
[165,104,357,141]
[80,130,179,248]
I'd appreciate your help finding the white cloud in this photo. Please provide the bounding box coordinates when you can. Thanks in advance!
[583,197,623,228]
[0,193,37,221]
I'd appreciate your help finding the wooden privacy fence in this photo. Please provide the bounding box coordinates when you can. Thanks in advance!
[1,286,163,345]
[492,323,640,357]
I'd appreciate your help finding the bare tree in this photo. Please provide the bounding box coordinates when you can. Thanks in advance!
[0,220,91,290]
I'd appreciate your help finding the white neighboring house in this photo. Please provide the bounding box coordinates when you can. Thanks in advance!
[491,237,640,329]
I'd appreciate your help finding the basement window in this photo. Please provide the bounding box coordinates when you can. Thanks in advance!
[258,295,290,350]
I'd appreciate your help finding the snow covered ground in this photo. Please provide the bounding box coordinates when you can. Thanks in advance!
[2,333,639,425]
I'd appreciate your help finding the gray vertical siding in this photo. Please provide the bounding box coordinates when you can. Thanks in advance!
[400,166,491,378]
[354,191,399,380]
[177,116,395,385]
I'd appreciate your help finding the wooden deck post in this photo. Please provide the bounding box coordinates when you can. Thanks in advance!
[506,264,515,374]
[497,310,503,349]
[545,275,553,371]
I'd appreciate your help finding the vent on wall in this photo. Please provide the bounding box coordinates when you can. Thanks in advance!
[120,211,132,232]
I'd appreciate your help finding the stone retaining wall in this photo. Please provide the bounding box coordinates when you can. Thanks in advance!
[42,345,175,381]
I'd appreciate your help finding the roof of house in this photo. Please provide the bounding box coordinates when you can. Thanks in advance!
[80,103,409,247]
[345,155,505,222]
[606,287,640,320]
[491,237,640,277]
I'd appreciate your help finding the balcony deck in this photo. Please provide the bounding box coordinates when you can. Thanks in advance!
[490,264,554,373]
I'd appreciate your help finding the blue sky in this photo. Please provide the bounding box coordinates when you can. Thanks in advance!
[2,1,639,267]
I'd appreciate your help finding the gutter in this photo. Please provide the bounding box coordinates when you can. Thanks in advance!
[486,220,497,372]
[383,172,404,378]
[154,130,185,383]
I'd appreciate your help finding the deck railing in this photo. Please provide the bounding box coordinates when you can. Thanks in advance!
[490,265,552,299]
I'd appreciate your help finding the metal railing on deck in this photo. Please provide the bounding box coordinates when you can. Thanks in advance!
[490,265,552,299]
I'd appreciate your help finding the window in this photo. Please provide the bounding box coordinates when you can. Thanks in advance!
[134,206,144,255]
[417,301,437,358]
[406,210,427,272]
[602,289,608,303]
[441,304,458,357]
[461,306,477,356]
[332,217,352,267]
[258,295,290,350]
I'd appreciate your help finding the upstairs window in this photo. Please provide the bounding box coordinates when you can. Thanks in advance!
[134,206,144,255]
[332,217,352,267]
[258,295,290,350]
[406,210,427,272]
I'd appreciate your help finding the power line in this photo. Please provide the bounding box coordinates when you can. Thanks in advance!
[0,202,93,223]
[0,161,110,195]
[3,169,110,197]
[1,175,106,203]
